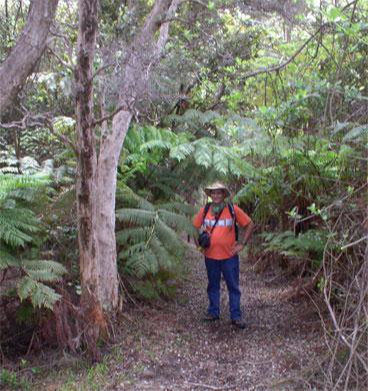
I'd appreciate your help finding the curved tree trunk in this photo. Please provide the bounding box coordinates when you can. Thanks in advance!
[97,0,182,307]
[0,0,59,115]
[96,110,133,308]
[75,0,182,313]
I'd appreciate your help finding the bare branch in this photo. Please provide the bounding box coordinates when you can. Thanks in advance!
[92,105,126,128]
[47,47,74,72]
[91,63,115,81]
[240,24,328,81]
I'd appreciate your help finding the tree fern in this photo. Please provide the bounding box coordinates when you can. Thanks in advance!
[17,277,63,309]
[116,208,157,226]
[0,171,67,309]
[157,208,197,235]
[0,249,19,269]
[116,226,151,245]
[169,142,195,161]
[123,119,260,180]
[116,187,195,281]
[157,201,195,216]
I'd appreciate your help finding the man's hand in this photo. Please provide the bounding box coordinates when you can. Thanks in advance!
[232,242,245,254]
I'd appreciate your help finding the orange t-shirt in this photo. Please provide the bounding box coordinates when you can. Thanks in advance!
[193,204,251,260]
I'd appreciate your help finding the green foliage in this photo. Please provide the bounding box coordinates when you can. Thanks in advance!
[115,182,196,298]
[234,134,361,228]
[261,230,328,267]
[132,270,177,300]
[122,119,261,190]
[0,172,66,310]
[0,368,30,390]
[116,195,196,278]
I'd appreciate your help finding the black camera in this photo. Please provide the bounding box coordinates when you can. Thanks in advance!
[198,231,211,249]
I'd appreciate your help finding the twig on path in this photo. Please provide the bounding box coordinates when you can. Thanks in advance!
[186,381,238,390]
[242,359,273,366]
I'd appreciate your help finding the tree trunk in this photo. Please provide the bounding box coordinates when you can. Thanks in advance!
[0,0,59,115]
[75,0,102,306]
[96,110,132,307]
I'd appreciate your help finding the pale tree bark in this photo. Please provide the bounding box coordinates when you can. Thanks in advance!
[76,0,182,311]
[97,0,182,309]
[0,0,59,115]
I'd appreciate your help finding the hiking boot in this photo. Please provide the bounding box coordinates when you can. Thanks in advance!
[231,319,246,329]
[202,314,220,322]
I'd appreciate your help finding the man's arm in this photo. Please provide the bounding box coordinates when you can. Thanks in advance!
[233,220,254,253]
[240,220,254,247]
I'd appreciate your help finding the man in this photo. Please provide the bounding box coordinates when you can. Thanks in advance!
[193,182,254,329]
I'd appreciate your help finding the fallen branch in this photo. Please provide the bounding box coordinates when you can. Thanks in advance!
[186,381,238,390]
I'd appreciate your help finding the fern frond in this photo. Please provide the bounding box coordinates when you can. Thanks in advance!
[116,227,151,245]
[116,208,156,226]
[23,260,67,278]
[0,208,39,247]
[25,269,62,282]
[157,202,195,216]
[17,276,36,300]
[116,183,155,211]
[168,109,221,127]
[15,260,67,308]
[140,140,172,152]
[169,143,195,161]
[262,230,327,261]
[193,142,213,168]
[0,174,49,202]
[150,236,175,270]
[0,249,20,269]
[29,281,61,309]
[118,242,146,259]
[157,209,197,236]
[124,250,158,277]
[155,219,183,252]
[213,149,229,175]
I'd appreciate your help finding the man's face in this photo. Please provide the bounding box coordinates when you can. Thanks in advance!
[211,189,225,203]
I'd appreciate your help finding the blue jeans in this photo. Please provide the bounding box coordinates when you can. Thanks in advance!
[205,255,242,320]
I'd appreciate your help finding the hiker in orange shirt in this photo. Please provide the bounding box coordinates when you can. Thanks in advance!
[193,182,254,329]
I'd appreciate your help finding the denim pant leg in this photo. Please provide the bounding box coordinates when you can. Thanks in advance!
[205,258,221,317]
[221,255,242,320]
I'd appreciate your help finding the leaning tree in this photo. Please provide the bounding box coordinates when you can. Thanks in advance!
[75,0,183,312]
[0,0,59,114]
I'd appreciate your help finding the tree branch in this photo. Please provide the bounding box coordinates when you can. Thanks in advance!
[240,24,328,81]
[92,105,126,128]
[47,47,74,72]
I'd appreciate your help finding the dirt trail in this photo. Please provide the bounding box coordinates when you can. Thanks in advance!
[114,244,323,390]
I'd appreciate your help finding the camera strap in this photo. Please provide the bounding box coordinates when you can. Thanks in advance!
[206,207,223,234]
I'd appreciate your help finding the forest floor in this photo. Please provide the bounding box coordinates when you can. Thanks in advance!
[3,244,326,390]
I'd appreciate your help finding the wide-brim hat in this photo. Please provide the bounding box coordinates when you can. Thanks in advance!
[204,182,230,198]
